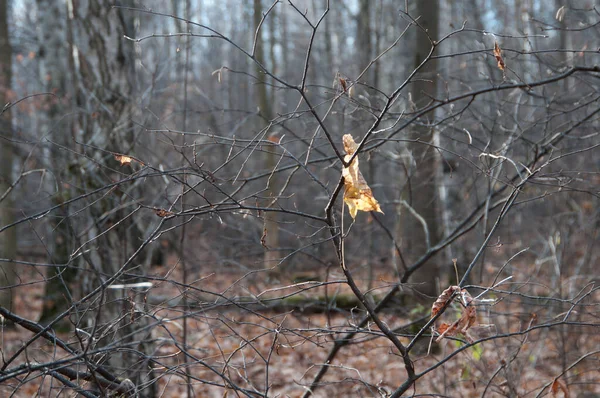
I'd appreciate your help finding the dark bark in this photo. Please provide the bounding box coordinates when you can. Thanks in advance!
[0,0,17,318]
[401,0,442,297]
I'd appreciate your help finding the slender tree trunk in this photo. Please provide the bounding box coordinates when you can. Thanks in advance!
[36,0,76,330]
[268,4,277,107]
[401,0,441,297]
[373,0,383,88]
[0,0,16,318]
[356,0,377,288]
[356,0,372,82]
[254,0,279,268]
[556,0,571,91]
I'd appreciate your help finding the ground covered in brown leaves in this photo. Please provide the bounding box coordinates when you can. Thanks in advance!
[1,257,599,397]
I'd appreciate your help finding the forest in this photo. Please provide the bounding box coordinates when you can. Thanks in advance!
[0,0,599,397]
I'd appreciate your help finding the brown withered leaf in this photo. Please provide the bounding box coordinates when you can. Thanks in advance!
[551,378,569,398]
[339,77,347,92]
[431,285,477,342]
[154,208,174,218]
[260,226,269,249]
[114,154,133,166]
[431,286,460,317]
[342,135,383,219]
[493,42,506,71]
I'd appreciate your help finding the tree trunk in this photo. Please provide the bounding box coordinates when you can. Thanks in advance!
[35,0,77,330]
[356,0,372,82]
[254,0,279,268]
[401,0,442,297]
[0,0,17,319]
[65,1,154,395]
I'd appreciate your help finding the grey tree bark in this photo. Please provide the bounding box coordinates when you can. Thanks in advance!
[35,0,77,330]
[65,1,154,395]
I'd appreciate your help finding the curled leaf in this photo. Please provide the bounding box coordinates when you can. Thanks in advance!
[555,6,566,22]
[431,285,478,342]
[260,226,269,249]
[341,135,383,219]
[339,77,347,92]
[154,208,174,218]
[493,42,506,71]
[551,378,569,398]
[431,286,460,317]
[212,67,227,83]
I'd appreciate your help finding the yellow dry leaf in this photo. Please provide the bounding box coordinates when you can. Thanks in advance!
[341,134,383,219]
[114,154,133,166]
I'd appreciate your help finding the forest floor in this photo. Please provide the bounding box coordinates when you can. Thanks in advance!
[1,255,599,397]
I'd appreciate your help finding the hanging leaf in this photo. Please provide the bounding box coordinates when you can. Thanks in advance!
[154,208,174,218]
[113,153,144,166]
[339,77,347,92]
[114,154,133,166]
[341,134,383,219]
[431,285,460,317]
[493,42,506,71]
[260,226,269,249]
[431,285,478,342]
[555,6,566,22]
[551,378,569,398]
[212,66,227,83]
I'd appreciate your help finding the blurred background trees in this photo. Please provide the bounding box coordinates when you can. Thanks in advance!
[0,0,598,396]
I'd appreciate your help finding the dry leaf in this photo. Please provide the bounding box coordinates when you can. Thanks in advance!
[431,286,460,317]
[555,6,566,22]
[212,67,226,83]
[260,226,269,249]
[494,42,506,71]
[114,154,133,166]
[154,208,174,218]
[341,135,383,219]
[431,286,477,342]
[551,378,569,398]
